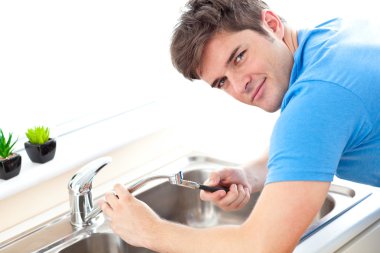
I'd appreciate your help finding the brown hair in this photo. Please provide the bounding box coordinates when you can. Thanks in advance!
[170,0,272,81]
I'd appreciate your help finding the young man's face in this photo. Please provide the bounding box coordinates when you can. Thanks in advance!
[198,12,294,112]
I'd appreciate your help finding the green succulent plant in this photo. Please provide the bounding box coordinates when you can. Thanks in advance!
[26,126,50,145]
[0,129,18,159]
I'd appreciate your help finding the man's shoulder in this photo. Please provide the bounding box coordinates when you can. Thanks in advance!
[281,81,355,112]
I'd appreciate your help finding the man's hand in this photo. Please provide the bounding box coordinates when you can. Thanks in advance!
[200,168,252,211]
[201,148,269,211]
[100,184,160,249]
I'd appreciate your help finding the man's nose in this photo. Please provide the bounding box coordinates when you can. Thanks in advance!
[229,73,251,94]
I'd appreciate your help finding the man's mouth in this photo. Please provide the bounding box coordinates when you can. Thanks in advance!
[251,78,266,102]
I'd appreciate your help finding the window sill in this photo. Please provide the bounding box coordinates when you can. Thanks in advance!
[0,101,169,200]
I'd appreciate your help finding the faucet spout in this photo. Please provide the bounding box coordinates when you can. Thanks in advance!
[68,156,112,227]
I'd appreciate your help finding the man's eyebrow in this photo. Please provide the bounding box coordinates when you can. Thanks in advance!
[210,46,240,88]
[226,46,240,66]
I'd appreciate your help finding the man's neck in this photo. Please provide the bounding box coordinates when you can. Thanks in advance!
[283,25,298,55]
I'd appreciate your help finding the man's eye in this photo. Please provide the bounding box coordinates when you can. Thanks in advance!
[235,50,246,64]
[217,77,227,89]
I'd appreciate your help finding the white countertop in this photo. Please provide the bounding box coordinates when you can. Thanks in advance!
[296,179,380,252]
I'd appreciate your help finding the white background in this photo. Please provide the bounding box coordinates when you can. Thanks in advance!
[0,0,377,157]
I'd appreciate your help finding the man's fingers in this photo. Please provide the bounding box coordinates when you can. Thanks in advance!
[100,199,113,218]
[218,184,238,208]
[215,184,251,211]
[237,187,251,209]
[200,188,226,202]
[204,172,221,186]
[230,184,247,209]
[105,191,119,207]
[114,183,129,199]
[103,183,132,214]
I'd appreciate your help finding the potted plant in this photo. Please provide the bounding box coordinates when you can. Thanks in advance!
[0,129,22,180]
[25,126,56,163]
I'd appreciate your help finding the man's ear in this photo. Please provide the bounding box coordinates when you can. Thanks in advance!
[261,9,284,39]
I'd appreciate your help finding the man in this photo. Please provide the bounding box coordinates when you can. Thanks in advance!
[101,0,380,252]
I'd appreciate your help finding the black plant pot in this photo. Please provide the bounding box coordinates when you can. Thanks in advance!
[25,138,57,164]
[0,154,22,180]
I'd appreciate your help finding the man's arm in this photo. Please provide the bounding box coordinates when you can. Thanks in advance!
[241,146,269,193]
[104,180,330,253]
[241,181,330,252]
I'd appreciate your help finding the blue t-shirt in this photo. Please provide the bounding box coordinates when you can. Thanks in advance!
[266,18,380,187]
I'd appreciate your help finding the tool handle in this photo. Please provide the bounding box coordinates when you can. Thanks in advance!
[199,184,229,193]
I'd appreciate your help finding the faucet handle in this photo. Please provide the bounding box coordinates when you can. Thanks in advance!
[68,156,112,227]
[68,156,112,194]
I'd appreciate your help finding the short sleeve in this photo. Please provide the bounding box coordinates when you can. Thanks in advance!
[266,81,372,184]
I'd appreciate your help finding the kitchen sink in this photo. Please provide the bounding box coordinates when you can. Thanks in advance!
[0,154,373,253]
[58,233,134,253]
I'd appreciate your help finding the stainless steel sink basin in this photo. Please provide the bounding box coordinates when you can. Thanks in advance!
[59,234,130,253]
[0,154,373,253]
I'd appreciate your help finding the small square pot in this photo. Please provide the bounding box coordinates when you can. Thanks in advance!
[25,138,57,163]
[0,154,22,180]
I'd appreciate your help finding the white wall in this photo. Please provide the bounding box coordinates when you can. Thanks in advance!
[1,0,377,161]
[0,0,188,146]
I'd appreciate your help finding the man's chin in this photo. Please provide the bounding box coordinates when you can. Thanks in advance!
[260,103,281,113]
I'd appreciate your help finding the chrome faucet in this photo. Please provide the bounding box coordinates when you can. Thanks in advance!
[68,156,112,227]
